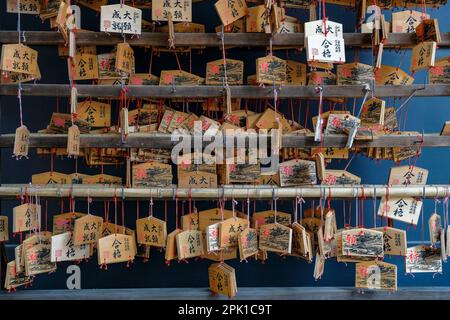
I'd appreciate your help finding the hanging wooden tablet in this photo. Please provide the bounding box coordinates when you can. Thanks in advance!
[208,263,237,298]
[256,55,286,85]
[260,171,280,185]
[325,113,361,135]
[48,113,90,134]
[130,73,160,85]
[98,233,135,265]
[406,245,442,274]
[278,19,301,34]
[312,147,349,160]
[132,161,172,187]
[342,228,384,259]
[322,170,362,185]
[76,100,111,128]
[313,252,325,280]
[165,228,182,261]
[181,212,199,231]
[259,223,292,254]
[291,223,310,259]
[246,5,266,33]
[73,214,103,245]
[13,203,41,233]
[378,196,422,226]
[392,10,429,33]
[97,53,120,80]
[355,261,397,291]
[410,41,436,72]
[83,174,122,185]
[4,261,32,291]
[13,125,30,159]
[429,213,442,246]
[219,162,261,185]
[198,208,233,232]
[219,217,248,248]
[136,216,167,247]
[360,97,385,130]
[203,247,237,262]
[100,4,142,34]
[415,19,441,43]
[306,35,346,64]
[67,125,81,157]
[214,0,247,26]
[115,43,134,75]
[152,0,191,22]
[70,53,99,80]
[255,107,292,131]
[0,216,8,242]
[373,227,407,256]
[375,65,414,85]
[31,172,68,184]
[7,0,40,14]
[304,19,343,38]
[279,159,317,186]
[15,245,24,274]
[430,56,450,84]
[285,60,307,85]
[252,210,291,229]
[336,63,373,85]
[176,229,204,259]
[206,222,221,252]
[308,71,337,85]
[53,212,85,235]
[1,44,39,76]
[324,210,337,242]
[159,70,204,85]
[205,59,244,85]
[25,243,56,276]
[238,227,258,260]
[51,231,90,262]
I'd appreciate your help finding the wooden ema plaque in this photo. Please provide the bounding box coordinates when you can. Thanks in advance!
[259,223,292,254]
[279,159,317,186]
[219,217,248,248]
[392,10,429,33]
[130,73,160,85]
[159,70,204,85]
[83,174,122,185]
[73,214,103,245]
[322,170,361,185]
[355,261,397,291]
[67,125,81,157]
[13,125,30,159]
[429,56,450,84]
[132,161,172,187]
[1,44,39,76]
[165,228,182,261]
[76,100,111,128]
[410,41,436,72]
[4,261,32,290]
[325,113,361,135]
[48,112,90,134]
[388,165,428,185]
[285,60,307,85]
[176,229,204,260]
[100,222,137,257]
[374,227,407,256]
[0,216,8,242]
[341,228,384,259]
[97,53,120,80]
[238,227,258,261]
[32,171,68,184]
[177,153,218,189]
[25,243,56,276]
[6,0,40,14]
[313,252,325,280]
[246,5,266,33]
[21,232,52,271]
[360,97,385,129]
[415,19,441,43]
[98,233,135,265]
[306,35,346,64]
[406,245,442,273]
[70,52,99,80]
[136,216,167,247]
[429,213,442,245]
[152,0,191,22]
[256,55,286,85]
[100,4,142,34]
[205,59,244,85]
[304,19,343,38]
[214,0,247,26]
[51,231,90,262]
[219,161,261,185]
[206,222,221,252]
[203,247,237,262]
[259,171,280,186]
[198,208,233,231]
[53,212,86,235]
[378,196,422,226]
[115,43,134,75]
[208,262,237,298]
[336,63,373,85]
[255,107,292,132]
[291,222,311,260]
[312,147,349,159]
[375,65,414,85]
[13,203,41,233]
[252,210,291,229]
[182,212,199,231]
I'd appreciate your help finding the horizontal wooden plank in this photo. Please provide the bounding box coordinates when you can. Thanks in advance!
[0,133,446,148]
[0,31,449,47]
[1,84,450,98]
[1,286,450,300]
[0,184,448,199]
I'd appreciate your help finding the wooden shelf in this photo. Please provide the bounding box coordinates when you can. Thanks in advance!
[1,84,449,98]
[0,133,447,149]
[0,184,448,200]
[0,31,449,47]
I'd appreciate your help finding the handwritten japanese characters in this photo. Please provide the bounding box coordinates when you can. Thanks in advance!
[304,19,343,38]
[7,0,40,14]
[76,100,111,127]
[1,44,39,76]
[406,245,442,273]
[73,214,103,245]
[0,216,8,242]
[208,262,237,298]
[392,10,429,33]
[341,228,384,260]
[306,35,346,64]
[13,125,30,159]
[115,42,134,75]
[374,227,407,256]
[279,159,317,186]
[355,261,397,291]
[214,0,247,26]
[285,60,307,85]
[411,41,436,72]
[259,223,292,254]
[13,203,41,233]
[67,125,81,157]
[51,232,90,262]
[378,196,422,226]
[53,212,86,235]
[219,217,248,248]
[98,233,135,265]
[70,52,99,80]
[100,4,142,35]
[256,55,286,85]
[375,65,414,85]
[152,0,192,22]
[136,216,167,247]
[388,165,428,186]
[25,243,56,276]
[176,229,204,259]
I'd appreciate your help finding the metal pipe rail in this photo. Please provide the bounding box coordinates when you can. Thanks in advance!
[2,184,449,200]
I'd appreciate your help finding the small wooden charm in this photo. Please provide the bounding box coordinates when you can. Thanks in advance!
[67,125,81,157]
[73,214,103,245]
[13,203,41,233]
[214,0,247,26]
[206,222,221,252]
[253,210,291,228]
[136,216,167,247]
[256,55,287,85]
[219,217,248,248]
[165,228,182,262]
[238,227,258,261]
[97,233,136,265]
[355,261,397,291]
[341,228,384,260]
[259,223,292,254]
[51,231,90,262]
[0,216,8,242]
[13,125,30,159]
[176,229,204,260]
[279,159,317,186]
[410,41,436,72]
[25,243,56,276]
[115,42,135,75]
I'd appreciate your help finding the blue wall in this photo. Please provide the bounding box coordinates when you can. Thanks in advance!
[0,1,449,289]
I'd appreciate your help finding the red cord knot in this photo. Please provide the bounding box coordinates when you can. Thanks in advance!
[165,260,171,267]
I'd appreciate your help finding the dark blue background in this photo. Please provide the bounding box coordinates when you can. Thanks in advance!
[0,1,449,289]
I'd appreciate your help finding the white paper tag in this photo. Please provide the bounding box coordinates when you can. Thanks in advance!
[100,4,142,35]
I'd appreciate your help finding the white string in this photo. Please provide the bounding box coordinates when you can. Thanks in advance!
[17,0,24,127]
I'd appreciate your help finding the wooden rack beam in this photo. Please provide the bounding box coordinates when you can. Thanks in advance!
[0,133,447,148]
[1,184,448,200]
[0,31,449,47]
[1,84,449,98]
